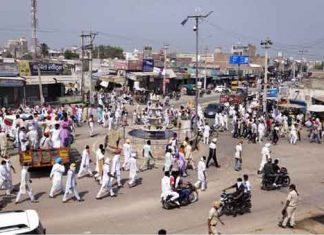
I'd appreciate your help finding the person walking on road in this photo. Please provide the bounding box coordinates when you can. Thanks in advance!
[0,160,11,196]
[258,143,271,174]
[15,163,37,204]
[195,156,207,191]
[234,141,243,171]
[122,139,132,171]
[63,163,82,202]
[203,123,211,144]
[128,153,138,188]
[78,145,93,178]
[49,157,65,198]
[96,158,115,199]
[0,129,8,157]
[208,200,225,235]
[206,138,220,168]
[141,140,155,171]
[88,114,94,137]
[3,155,16,195]
[279,184,299,229]
[111,151,122,187]
[94,144,105,182]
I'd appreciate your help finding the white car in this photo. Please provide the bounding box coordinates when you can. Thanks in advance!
[0,210,46,234]
[214,86,231,93]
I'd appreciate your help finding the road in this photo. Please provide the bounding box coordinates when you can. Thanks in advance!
[1,94,324,234]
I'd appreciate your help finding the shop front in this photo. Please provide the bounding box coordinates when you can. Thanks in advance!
[0,77,25,107]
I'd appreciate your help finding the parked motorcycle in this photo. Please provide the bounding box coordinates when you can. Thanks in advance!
[218,191,252,217]
[161,182,198,210]
[261,167,290,191]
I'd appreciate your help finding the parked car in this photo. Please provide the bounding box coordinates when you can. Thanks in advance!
[215,86,231,93]
[204,103,225,118]
[0,210,46,234]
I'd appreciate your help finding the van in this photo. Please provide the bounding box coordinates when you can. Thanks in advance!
[0,210,46,234]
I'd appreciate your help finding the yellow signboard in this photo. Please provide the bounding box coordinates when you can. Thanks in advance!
[18,60,31,76]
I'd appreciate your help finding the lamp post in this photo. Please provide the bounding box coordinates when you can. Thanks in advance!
[163,44,168,95]
[181,11,213,133]
[260,38,272,113]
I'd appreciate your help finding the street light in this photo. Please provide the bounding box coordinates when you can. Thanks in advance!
[181,11,213,134]
[260,38,272,113]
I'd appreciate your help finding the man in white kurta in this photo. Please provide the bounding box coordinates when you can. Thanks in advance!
[111,153,122,187]
[195,156,207,191]
[0,160,10,195]
[258,143,271,174]
[203,124,211,144]
[78,145,93,178]
[49,158,65,197]
[128,153,138,187]
[122,139,132,171]
[63,163,81,202]
[15,164,36,203]
[96,158,115,199]
[0,129,8,157]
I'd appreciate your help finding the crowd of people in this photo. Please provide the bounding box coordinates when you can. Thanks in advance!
[0,88,318,233]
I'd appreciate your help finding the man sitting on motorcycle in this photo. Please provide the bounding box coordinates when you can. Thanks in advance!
[161,171,180,206]
[263,158,280,186]
[223,178,246,206]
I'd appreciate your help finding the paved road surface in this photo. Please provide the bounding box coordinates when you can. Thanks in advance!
[1,95,324,234]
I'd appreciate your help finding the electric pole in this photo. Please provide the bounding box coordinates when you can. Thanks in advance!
[80,31,97,104]
[261,38,272,113]
[31,0,44,105]
[163,44,168,95]
[204,47,208,90]
[181,11,213,134]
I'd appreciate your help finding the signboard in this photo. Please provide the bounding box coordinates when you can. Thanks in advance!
[267,88,278,98]
[0,79,24,87]
[143,59,154,72]
[18,60,31,76]
[128,60,142,71]
[0,63,19,77]
[229,56,250,65]
[29,62,64,76]
[220,95,244,104]
[112,60,128,70]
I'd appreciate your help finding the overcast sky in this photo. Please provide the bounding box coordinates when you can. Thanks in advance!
[1,0,324,59]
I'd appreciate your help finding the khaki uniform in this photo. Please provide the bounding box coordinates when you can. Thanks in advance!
[282,190,298,227]
[208,207,221,235]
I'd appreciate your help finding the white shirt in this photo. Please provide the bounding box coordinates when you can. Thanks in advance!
[209,142,216,150]
[244,180,251,193]
[197,160,206,181]
[161,176,171,195]
[235,143,242,159]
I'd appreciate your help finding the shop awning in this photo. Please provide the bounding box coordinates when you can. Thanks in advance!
[0,76,25,87]
[100,75,125,85]
[308,105,324,112]
[312,95,324,103]
[24,75,78,85]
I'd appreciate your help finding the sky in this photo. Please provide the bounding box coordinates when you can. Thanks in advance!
[1,0,324,59]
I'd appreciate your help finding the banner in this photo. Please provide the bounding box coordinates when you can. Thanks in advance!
[143,59,154,72]
[29,62,64,75]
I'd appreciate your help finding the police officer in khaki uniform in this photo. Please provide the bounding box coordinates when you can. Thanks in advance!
[208,200,224,235]
[279,184,299,228]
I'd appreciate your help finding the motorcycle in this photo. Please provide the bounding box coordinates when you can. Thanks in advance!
[218,191,252,217]
[261,167,290,190]
[161,182,198,210]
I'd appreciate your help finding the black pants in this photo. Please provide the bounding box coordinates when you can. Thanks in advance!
[207,148,219,167]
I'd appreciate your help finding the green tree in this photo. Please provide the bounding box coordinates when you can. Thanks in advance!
[40,43,49,58]
[314,62,324,70]
[64,50,79,60]
[93,45,125,59]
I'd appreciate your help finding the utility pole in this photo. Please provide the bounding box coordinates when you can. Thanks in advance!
[260,38,272,113]
[31,0,44,105]
[204,47,208,90]
[80,31,97,104]
[298,48,308,78]
[163,44,168,95]
[181,11,213,134]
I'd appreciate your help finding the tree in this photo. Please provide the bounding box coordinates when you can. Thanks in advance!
[21,53,33,60]
[92,45,125,59]
[2,50,13,58]
[64,50,79,60]
[40,43,49,58]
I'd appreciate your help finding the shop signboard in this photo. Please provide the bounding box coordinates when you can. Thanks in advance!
[18,60,31,76]
[267,88,278,98]
[143,59,154,72]
[229,55,250,65]
[0,63,19,77]
[29,62,64,75]
[0,79,24,87]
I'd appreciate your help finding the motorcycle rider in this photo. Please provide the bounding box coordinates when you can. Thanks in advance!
[161,171,180,206]
[263,158,279,186]
[223,178,245,207]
